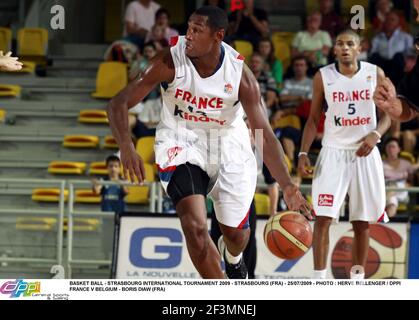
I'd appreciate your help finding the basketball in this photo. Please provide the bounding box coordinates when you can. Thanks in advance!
[264,211,313,260]
[331,225,406,279]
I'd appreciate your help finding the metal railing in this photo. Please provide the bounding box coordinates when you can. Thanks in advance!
[66,179,157,278]
[0,178,65,267]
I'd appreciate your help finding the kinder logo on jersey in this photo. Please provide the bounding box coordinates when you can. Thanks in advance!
[318,194,334,207]
[0,279,41,298]
[174,105,226,125]
[334,116,371,127]
[224,83,233,94]
[167,146,183,162]
[174,88,224,109]
[332,89,370,102]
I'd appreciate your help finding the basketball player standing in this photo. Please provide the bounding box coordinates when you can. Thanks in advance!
[107,6,311,279]
[298,30,391,279]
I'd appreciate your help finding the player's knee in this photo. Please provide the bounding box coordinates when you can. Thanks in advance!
[314,217,333,230]
[181,218,208,251]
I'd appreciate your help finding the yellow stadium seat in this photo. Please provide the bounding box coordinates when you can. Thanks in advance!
[0,109,5,122]
[104,135,118,149]
[75,189,101,203]
[32,188,68,202]
[272,114,301,130]
[5,60,36,74]
[92,62,128,99]
[233,40,253,61]
[0,27,12,53]
[272,38,291,71]
[271,32,295,47]
[63,218,100,232]
[125,163,155,204]
[135,136,155,164]
[89,161,108,175]
[399,151,415,164]
[17,28,48,64]
[48,161,86,175]
[15,217,57,231]
[254,193,270,216]
[284,154,292,174]
[78,109,109,124]
[0,85,21,97]
[63,135,99,148]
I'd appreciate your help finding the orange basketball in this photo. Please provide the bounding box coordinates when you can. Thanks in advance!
[264,211,313,260]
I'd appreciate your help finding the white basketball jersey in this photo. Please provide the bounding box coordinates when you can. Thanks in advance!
[320,62,378,149]
[159,36,246,132]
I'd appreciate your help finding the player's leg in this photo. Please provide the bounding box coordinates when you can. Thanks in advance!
[351,220,369,268]
[311,147,351,279]
[312,216,333,278]
[167,163,224,279]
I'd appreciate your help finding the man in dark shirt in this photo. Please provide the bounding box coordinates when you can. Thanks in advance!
[319,0,345,39]
[227,0,269,47]
[374,1,419,122]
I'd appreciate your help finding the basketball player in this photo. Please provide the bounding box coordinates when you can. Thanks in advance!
[0,51,22,71]
[374,0,419,122]
[107,6,311,279]
[297,30,391,279]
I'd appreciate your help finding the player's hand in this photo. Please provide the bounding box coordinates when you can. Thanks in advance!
[356,132,380,157]
[373,77,402,119]
[297,154,312,177]
[283,183,313,220]
[119,142,146,184]
[0,51,23,71]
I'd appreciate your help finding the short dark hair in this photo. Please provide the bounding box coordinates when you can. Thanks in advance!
[336,29,361,44]
[106,155,121,166]
[292,55,308,66]
[384,137,400,148]
[194,5,228,33]
[155,8,170,20]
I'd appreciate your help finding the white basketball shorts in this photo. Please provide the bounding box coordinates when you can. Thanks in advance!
[312,146,388,223]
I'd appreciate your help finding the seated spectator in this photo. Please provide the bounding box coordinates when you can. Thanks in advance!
[257,37,283,89]
[369,11,413,84]
[145,24,169,51]
[249,52,278,116]
[357,37,371,61]
[103,40,139,64]
[292,12,332,70]
[123,0,161,49]
[404,47,418,73]
[227,0,269,47]
[371,0,408,33]
[383,138,418,217]
[128,42,161,141]
[145,8,179,45]
[319,0,345,39]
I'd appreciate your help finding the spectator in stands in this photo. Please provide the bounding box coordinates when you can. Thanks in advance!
[145,24,169,51]
[257,37,283,89]
[369,11,413,84]
[227,0,269,47]
[0,51,22,71]
[357,37,371,62]
[319,0,345,39]
[92,155,128,214]
[404,47,418,73]
[292,12,332,70]
[104,40,139,64]
[123,0,161,49]
[383,138,418,218]
[371,0,408,33]
[128,42,161,141]
[145,8,179,45]
[249,52,278,116]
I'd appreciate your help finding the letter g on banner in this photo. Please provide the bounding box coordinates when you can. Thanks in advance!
[129,228,183,268]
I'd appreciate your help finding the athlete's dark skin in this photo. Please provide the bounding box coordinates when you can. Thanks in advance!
[107,13,312,278]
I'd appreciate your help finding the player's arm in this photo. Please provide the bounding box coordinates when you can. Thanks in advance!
[107,48,174,182]
[239,64,312,215]
[297,71,324,176]
[356,67,391,157]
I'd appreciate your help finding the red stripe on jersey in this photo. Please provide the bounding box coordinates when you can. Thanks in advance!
[170,36,179,47]
[157,164,177,172]
[237,209,250,229]
[237,54,245,60]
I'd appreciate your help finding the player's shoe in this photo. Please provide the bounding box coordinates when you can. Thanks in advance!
[217,236,248,279]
